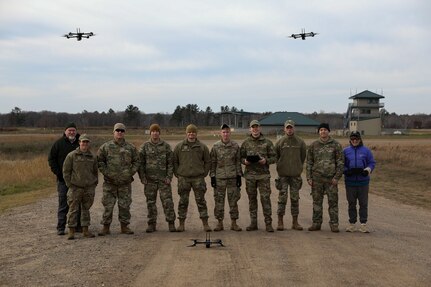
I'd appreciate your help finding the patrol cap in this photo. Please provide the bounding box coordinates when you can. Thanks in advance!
[220,123,230,130]
[79,134,91,142]
[186,124,198,133]
[249,120,260,127]
[149,124,161,133]
[113,123,126,132]
[284,120,295,128]
[65,122,77,130]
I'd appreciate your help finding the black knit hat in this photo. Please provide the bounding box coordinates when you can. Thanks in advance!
[65,122,77,130]
[317,123,330,132]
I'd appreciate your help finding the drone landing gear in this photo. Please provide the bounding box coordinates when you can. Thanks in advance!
[188,232,224,248]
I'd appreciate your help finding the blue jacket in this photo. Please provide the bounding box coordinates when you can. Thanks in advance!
[343,143,376,186]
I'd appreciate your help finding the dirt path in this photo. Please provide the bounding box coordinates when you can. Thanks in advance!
[1,154,430,286]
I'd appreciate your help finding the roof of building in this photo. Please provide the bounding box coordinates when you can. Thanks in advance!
[349,90,385,99]
[259,112,320,126]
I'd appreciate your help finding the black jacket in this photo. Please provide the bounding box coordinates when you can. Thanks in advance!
[48,133,80,182]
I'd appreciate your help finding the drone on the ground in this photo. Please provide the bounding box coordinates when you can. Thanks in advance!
[188,232,224,248]
[63,28,95,41]
[289,28,319,40]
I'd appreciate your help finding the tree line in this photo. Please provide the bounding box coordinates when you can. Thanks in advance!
[1,105,430,130]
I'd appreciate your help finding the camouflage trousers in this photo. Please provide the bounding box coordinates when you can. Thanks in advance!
[144,180,176,224]
[177,176,209,220]
[245,178,272,224]
[101,182,132,225]
[277,176,302,217]
[311,178,339,225]
[66,185,95,227]
[213,178,241,220]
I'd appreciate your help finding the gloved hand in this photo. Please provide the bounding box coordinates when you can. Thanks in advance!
[236,175,242,187]
[211,176,216,188]
[345,170,353,177]
[362,167,372,176]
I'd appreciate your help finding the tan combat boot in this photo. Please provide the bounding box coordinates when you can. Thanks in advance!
[214,219,224,231]
[266,223,274,232]
[67,227,75,240]
[292,216,303,231]
[230,219,242,231]
[168,221,176,232]
[202,218,212,232]
[146,223,156,233]
[121,223,134,235]
[308,223,321,231]
[277,215,284,231]
[98,224,110,236]
[177,219,185,232]
[246,219,258,231]
[82,226,95,238]
[330,224,340,233]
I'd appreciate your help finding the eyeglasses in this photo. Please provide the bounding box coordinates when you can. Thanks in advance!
[115,129,125,133]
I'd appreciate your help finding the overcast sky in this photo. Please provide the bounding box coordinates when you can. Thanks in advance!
[1,0,430,115]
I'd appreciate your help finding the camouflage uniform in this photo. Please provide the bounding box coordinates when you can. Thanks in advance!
[306,137,344,226]
[240,133,276,225]
[173,139,211,220]
[275,134,306,217]
[138,139,176,225]
[97,139,139,226]
[63,147,98,227]
[210,139,242,220]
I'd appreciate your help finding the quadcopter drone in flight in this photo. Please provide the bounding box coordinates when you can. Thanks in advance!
[63,28,95,41]
[289,28,319,40]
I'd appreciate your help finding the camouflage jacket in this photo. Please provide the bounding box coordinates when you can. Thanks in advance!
[240,133,276,179]
[210,140,242,179]
[97,139,139,185]
[173,139,210,178]
[63,147,98,188]
[306,137,344,181]
[275,134,306,177]
[138,139,173,183]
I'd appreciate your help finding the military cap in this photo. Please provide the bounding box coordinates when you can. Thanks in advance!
[220,123,230,130]
[249,120,260,127]
[113,123,126,132]
[284,120,295,128]
[79,134,91,142]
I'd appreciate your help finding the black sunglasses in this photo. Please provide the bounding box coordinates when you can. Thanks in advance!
[115,129,125,133]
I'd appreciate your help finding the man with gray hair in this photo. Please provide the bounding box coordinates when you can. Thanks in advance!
[48,122,81,235]
[97,123,139,235]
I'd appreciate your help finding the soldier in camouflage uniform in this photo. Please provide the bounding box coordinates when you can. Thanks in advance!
[274,120,306,231]
[240,120,276,232]
[210,124,243,232]
[306,123,344,232]
[173,124,212,232]
[138,124,176,233]
[62,134,98,240]
[97,123,139,235]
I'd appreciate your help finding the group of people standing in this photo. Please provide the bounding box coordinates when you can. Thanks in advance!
[48,119,375,240]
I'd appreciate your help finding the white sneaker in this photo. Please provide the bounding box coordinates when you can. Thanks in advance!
[358,223,370,233]
[345,223,356,232]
